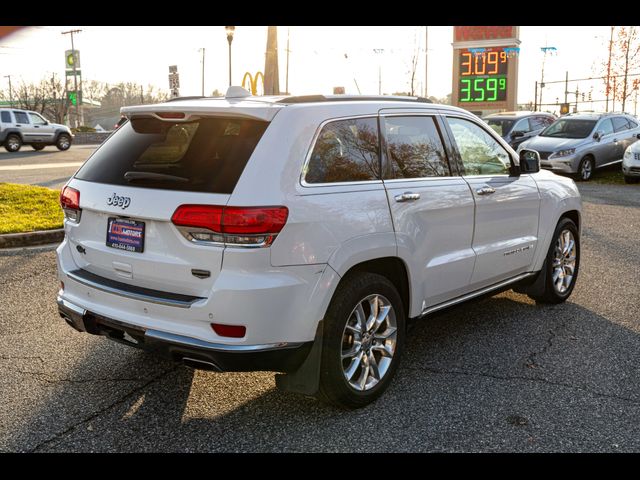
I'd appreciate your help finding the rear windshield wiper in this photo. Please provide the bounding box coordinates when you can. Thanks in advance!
[124,171,189,183]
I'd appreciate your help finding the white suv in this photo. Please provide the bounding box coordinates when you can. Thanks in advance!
[56,88,582,409]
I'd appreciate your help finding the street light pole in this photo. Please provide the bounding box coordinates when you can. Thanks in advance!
[225,26,235,87]
[200,47,206,96]
[425,26,429,98]
[539,46,557,112]
[4,75,12,107]
[62,29,82,128]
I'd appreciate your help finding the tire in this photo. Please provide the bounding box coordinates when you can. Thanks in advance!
[32,144,45,151]
[56,134,71,151]
[528,217,580,304]
[624,175,639,184]
[4,133,22,152]
[317,272,405,409]
[577,156,594,181]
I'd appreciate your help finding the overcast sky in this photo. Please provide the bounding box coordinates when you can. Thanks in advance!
[0,26,617,109]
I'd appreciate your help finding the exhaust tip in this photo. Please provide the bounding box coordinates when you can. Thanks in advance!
[181,357,222,372]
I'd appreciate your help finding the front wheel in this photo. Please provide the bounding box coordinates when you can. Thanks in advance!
[577,156,594,181]
[317,272,405,409]
[56,134,71,151]
[528,218,580,304]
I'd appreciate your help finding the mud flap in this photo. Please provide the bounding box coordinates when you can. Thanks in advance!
[275,321,323,396]
[514,260,547,298]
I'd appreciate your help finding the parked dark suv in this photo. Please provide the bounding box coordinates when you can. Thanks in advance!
[484,111,556,149]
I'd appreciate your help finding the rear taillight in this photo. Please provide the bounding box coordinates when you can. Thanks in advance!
[211,323,246,338]
[171,205,288,247]
[60,186,81,222]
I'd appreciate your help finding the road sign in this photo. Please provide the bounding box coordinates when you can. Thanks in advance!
[169,65,178,74]
[65,50,80,70]
[560,103,570,115]
[168,74,180,89]
[170,88,180,98]
[65,70,81,76]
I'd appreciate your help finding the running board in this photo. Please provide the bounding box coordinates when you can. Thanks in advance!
[420,272,536,317]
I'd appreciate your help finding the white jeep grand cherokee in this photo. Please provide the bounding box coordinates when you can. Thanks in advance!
[56,88,582,409]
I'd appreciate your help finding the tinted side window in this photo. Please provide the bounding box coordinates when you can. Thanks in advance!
[513,118,531,133]
[384,116,450,178]
[446,117,511,176]
[0,111,10,123]
[305,117,379,184]
[629,119,638,129]
[598,118,614,136]
[612,116,630,132]
[13,112,28,124]
[75,117,268,194]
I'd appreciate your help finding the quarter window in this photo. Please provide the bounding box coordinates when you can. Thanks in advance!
[446,117,511,176]
[383,116,450,178]
[305,117,380,184]
[0,111,11,123]
[13,111,28,124]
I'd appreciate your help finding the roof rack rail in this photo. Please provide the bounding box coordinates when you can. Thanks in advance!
[276,95,432,104]
[165,95,207,103]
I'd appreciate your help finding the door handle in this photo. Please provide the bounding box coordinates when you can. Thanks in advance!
[476,186,496,195]
[394,192,421,202]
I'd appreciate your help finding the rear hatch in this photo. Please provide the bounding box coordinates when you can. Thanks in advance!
[64,101,280,299]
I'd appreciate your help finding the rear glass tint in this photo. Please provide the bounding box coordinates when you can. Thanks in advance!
[75,117,269,194]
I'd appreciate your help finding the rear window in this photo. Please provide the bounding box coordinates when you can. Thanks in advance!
[485,118,515,137]
[1,111,11,123]
[75,117,269,194]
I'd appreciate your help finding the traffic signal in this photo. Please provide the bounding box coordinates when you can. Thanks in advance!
[68,91,77,106]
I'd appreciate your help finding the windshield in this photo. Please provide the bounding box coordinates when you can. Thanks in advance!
[485,119,515,137]
[540,119,597,139]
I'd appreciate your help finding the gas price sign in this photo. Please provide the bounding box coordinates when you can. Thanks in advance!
[458,48,508,103]
[452,26,519,112]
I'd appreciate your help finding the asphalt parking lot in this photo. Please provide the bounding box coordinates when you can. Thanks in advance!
[1,183,639,452]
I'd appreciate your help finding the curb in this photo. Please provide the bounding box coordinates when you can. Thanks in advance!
[0,228,65,249]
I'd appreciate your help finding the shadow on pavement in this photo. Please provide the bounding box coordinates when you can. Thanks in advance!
[9,291,640,452]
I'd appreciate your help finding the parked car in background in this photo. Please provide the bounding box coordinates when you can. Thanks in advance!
[518,112,640,181]
[0,108,73,152]
[56,89,582,409]
[483,111,555,149]
[622,141,640,183]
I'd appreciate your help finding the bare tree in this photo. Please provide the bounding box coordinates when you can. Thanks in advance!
[600,26,640,111]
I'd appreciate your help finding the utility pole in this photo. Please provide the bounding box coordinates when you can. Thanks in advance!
[606,26,614,112]
[62,29,82,128]
[285,28,290,94]
[539,46,557,112]
[140,85,144,104]
[534,81,538,111]
[199,47,206,96]
[3,75,12,107]
[564,71,569,104]
[373,49,384,95]
[425,26,429,98]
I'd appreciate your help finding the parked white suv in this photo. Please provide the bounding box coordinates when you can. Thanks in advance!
[56,88,582,409]
[0,108,73,152]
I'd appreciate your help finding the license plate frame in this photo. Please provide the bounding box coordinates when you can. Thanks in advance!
[106,217,145,253]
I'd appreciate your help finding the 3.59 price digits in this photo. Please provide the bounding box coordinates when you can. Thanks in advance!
[459,77,506,102]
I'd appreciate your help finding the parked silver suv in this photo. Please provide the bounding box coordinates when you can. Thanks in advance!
[0,108,73,152]
[518,112,640,181]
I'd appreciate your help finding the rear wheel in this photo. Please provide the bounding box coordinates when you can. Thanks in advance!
[56,134,71,151]
[32,144,45,151]
[4,134,21,152]
[624,175,639,184]
[317,272,405,409]
[577,156,594,181]
[528,218,580,304]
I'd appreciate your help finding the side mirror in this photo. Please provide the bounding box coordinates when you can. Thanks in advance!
[593,131,603,142]
[519,149,540,174]
[511,130,525,138]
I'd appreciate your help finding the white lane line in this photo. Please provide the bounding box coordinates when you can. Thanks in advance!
[0,162,83,171]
